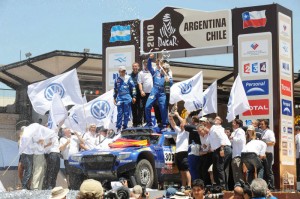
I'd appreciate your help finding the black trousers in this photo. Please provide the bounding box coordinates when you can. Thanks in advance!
[262,152,274,188]
[213,146,232,190]
[43,152,60,189]
[131,93,142,126]
[199,152,213,185]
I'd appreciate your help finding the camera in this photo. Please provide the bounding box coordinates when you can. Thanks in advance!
[205,184,224,199]
[103,186,130,199]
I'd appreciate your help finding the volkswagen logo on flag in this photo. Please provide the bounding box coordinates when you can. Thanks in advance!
[179,80,193,94]
[91,100,110,120]
[44,83,65,101]
[203,95,207,107]
[71,113,79,124]
[48,115,53,129]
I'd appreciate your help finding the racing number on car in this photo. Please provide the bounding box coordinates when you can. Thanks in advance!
[164,152,174,163]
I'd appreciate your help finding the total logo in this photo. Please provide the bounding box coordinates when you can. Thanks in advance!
[243,99,269,116]
[281,79,291,97]
[242,79,269,96]
[282,99,292,116]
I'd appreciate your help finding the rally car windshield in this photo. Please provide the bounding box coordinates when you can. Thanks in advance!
[121,132,160,145]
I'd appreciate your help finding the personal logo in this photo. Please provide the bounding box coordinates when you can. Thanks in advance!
[251,42,259,50]
[179,80,193,94]
[71,113,79,124]
[243,99,269,116]
[44,83,65,101]
[158,13,178,48]
[282,99,292,116]
[91,100,111,120]
[242,79,269,96]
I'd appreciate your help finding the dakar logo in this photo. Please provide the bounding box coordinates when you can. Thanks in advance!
[179,80,193,94]
[71,113,79,124]
[91,100,110,120]
[44,83,65,101]
[158,13,178,47]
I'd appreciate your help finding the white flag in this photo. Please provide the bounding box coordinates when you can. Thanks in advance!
[170,72,203,111]
[27,69,83,115]
[226,74,250,122]
[73,90,116,128]
[64,104,87,133]
[48,93,68,130]
[199,81,218,116]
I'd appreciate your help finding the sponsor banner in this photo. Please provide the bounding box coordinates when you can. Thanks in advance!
[243,99,269,116]
[242,79,269,96]
[241,39,269,57]
[279,12,291,39]
[280,40,291,58]
[108,52,132,69]
[281,118,294,165]
[280,79,292,97]
[105,45,135,90]
[143,7,232,52]
[280,60,292,77]
[241,60,268,76]
[281,99,292,116]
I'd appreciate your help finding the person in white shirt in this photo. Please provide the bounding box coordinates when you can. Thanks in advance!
[168,113,191,189]
[19,133,34,190]
[43,135,60,190]
[259,119,275,190]
[59,128,84,188]
[138,59,154,125]
[241,125,267,184]
[31,136,46,190]
[80,124,99,150]
[295,126,300,182]
[230,118,246,185]
[196,124,213,185]
[206,117,232,190]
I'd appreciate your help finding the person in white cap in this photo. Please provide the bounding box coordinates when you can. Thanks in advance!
[114,65,136,133]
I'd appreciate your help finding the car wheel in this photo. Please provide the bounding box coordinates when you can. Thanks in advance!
[134,159,154,188]
[69,173,84,190]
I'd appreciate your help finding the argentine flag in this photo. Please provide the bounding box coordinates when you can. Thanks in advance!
[110,25,131,42]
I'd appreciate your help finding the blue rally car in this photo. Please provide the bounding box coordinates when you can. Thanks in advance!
[68,127,181,189]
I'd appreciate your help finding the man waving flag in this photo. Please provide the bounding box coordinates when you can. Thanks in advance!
[226,74,250,122]
[27,69,82,115]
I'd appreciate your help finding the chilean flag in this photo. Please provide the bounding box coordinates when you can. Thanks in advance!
[242,10,266,29]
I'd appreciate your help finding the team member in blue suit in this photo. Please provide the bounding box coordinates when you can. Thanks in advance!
[114,66,136,132]
[145,54,173,129]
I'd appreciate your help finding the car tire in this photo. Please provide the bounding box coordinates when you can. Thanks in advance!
[69,173,84,190]
[134,159,154,188]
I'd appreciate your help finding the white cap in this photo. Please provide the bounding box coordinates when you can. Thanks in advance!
[119,66,126,71]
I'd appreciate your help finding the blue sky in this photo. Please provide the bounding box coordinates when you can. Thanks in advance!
[0,0,299,88]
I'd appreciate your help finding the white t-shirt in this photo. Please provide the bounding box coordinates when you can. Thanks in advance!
[45,136,60,154]
[83,131,99,150]
[242,139,267,156]
[295,134,300,158]
[261,129,276,154]
[137,70,153,93]
[200,134,211,152]
[231,128,246,158]
[208,125,231,151]
[174,126,189,153]
[59,135,80,160]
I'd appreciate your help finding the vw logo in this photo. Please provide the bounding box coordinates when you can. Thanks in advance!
[179,80,193,94]
[44,83,65,101]
[91,100,110,120]
[71,113,79,124]
[48,115,53,129]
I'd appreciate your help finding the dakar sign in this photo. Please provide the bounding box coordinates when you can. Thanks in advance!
[142,7,232,53]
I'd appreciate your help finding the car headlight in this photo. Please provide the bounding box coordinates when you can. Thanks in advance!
[71,155,82,162]
[117,152,131,160]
